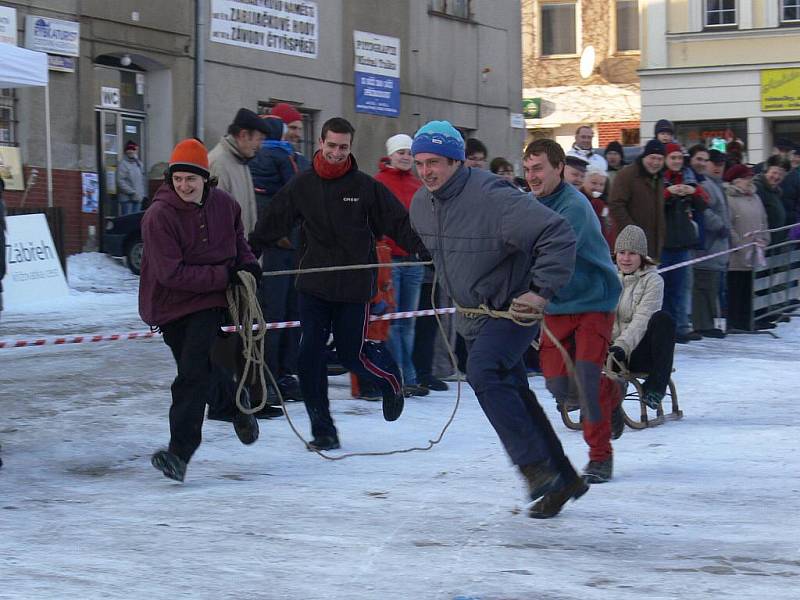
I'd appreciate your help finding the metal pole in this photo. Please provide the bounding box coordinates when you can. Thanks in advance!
[194,0,207,141]
[44,84,53,207]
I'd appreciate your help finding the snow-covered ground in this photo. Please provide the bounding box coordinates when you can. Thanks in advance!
[1,253,798,600]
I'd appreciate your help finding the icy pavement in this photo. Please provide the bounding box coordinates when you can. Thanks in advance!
[1,254,798,599]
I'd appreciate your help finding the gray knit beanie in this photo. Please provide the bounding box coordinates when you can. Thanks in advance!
[614,225,649,257]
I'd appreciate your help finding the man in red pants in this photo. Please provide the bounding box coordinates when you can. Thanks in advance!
[523,139,622,485]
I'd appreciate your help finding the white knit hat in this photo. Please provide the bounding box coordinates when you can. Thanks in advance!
[386,133,413,157]
[614,225,649,257]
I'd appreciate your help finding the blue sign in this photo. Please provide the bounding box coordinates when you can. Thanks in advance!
[355,73,400,117]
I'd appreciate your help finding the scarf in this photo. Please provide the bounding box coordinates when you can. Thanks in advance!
[313,151,352,180]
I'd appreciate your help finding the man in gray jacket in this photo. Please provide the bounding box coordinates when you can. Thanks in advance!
[694,149,731,337]
[409,121,585,519]
[116,141,146,215]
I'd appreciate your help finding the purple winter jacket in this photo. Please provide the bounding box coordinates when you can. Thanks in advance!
[138,183,257,327]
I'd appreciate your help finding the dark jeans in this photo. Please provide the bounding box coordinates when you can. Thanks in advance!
[464,317,574,476]
[161,308,229,463]
[297,292,403,438]
[660,249,692,334]
[691,268,721,331]
[627,310,676,395]
[259,247,299,377]
[412,281,437,381]
[727,271,753,331]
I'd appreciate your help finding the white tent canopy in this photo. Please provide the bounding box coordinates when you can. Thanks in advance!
[0,43,52,205]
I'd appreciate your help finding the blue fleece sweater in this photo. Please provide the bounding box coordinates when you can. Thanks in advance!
[537,182,621,315]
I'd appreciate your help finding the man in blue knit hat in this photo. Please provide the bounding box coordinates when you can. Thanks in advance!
[409,120,588,519]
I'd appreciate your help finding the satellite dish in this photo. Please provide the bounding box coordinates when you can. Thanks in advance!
[579,45,596,79]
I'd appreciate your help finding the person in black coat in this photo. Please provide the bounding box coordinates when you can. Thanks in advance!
[249,117,427,451]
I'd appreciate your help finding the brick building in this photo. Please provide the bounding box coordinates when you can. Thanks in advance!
[521,0,641,153]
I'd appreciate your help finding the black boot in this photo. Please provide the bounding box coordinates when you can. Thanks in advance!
[307,435,340,451]
[519,461,561,501]
[582,457,613,484]
[232,388,259,445]
[529,475,589,519]
[383,388,404,421]
[611,404,625,440]
[151,449,187,482]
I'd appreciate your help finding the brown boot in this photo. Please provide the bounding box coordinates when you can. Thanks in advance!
[528,475,589,519]
[519,461,560,502]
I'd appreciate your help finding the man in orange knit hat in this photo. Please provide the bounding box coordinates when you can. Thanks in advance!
[139,138,263,482]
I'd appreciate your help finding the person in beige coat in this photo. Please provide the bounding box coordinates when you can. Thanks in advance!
[723,164,771,331]
[608,225,676,416]
[209,108,272,235]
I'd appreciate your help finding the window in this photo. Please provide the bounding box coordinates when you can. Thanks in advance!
[704,0,736,28]
[257,101,316,161]
[616,1,639,51]
[0,89,16,146]
[430,0,470,20]
[541,2,577,56]
[782,0,800,23]
[621,128,640,146]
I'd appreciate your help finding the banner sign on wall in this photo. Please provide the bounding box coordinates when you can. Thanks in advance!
[353,30,400,118]
[761,68,800,112]
[0,5,17,45]
[24,15,80,57]
[210,0,318,59]
[3,214,70,307]
[0,146,24,191]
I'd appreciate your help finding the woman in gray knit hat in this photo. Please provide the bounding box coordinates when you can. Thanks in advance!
[608,225,676,427]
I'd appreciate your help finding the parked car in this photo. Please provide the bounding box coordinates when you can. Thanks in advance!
[103,211,144,275]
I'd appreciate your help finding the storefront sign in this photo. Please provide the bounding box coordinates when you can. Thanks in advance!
[0,146,24,191]
[24,15,80,57]
[353,30,400,117]
[3,214,70,307]
[47,55,76,73]
[523,98,541,119]
[761,68,800,111]
[510,113,525,129]
[210,0,318,59]
[0,5,17,45]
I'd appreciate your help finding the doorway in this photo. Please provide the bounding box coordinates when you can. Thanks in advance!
[96,109,146,218]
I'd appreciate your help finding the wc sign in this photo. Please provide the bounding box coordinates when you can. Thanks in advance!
[101,86,121,108]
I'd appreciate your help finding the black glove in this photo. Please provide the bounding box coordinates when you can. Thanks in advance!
[415,246,432,262]
[229,262,262,286]
[608,346,626,371]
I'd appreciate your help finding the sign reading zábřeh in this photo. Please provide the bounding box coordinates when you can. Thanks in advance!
[209,0,318,59]
[3,214,70,307]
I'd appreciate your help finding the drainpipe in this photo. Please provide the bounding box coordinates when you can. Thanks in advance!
[194,0,207,140]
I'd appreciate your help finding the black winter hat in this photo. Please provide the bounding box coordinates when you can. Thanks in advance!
[654,119,674,135]
[642,139,666,157]
[605,140,624,156]
[707,149,726,164]
[232,108,273,136]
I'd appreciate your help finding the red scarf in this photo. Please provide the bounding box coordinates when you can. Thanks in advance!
[313,151,352,180]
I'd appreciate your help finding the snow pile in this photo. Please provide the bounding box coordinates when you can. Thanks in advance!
[67,252,140,294]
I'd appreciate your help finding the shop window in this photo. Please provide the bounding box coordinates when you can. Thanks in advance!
[704,0,737,28]
[0,89,16,146]
[674,120,747,151]
[782,0,800,24]
[541,2,577,56]
[621,128,640,146]
[429,0,471,20]
[616,1,639,51]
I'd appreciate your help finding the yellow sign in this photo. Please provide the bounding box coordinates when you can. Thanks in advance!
[761,68,800,112]
[0,145,24,191]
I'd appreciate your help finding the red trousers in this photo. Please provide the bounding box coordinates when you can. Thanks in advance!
[540,312,618,462]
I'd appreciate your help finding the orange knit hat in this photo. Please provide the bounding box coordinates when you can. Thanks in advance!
[168,138,210,177]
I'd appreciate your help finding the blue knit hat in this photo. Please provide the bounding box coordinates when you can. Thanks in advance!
[411,120,466,161]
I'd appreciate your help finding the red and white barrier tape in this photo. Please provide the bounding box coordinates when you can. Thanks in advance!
[0,308,457,349]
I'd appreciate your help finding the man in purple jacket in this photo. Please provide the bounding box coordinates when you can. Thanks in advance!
[139,139,263,482]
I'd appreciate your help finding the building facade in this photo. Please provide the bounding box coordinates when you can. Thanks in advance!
[521,0,642,152]
[639,0,800,162]
[0,0,524,256]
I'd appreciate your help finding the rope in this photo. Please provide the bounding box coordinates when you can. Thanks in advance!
[262,259,433,278]
[226,271,270,415]
[272,270,463,461]
[455,302,589,413]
